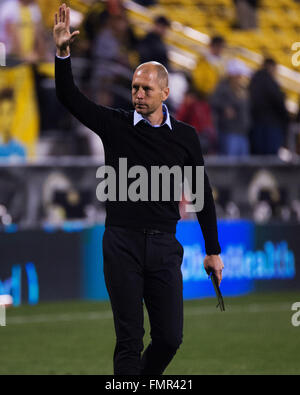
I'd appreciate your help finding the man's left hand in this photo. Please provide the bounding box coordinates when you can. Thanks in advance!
[203,255,224,287]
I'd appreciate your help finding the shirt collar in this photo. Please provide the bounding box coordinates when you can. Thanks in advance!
[133,103,172,130]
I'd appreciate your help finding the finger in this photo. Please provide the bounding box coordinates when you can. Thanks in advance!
[54,12,58,25]
[70,31,80,43]
[66,7,70,29]
[59,6,62,23]
[70,30,80,38]
[216,271,222,286]
[62,4,66,24]
[204,266,212,275]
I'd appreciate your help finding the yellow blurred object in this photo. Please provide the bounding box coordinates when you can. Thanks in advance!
[36,0,92,29]
[37,63,55,79]
[36,0,61,29]
[0,65,39,158]
[19,4,36,56]
[192,54,226,95]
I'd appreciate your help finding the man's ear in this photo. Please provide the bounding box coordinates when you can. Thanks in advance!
[162,87,170,102]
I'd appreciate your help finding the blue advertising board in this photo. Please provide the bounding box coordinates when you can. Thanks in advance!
[81,220,297,301]
[177,220,255,298]
[0,221,298,304]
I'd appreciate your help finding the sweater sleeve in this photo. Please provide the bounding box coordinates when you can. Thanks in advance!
[55,55,113,141]
[197,170,221,255]
[186,128,221,255]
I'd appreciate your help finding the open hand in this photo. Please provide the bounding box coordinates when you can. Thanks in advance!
[53,3,80,52]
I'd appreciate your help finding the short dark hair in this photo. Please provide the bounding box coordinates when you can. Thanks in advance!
[263,57,276,68]
[154,15,171,27]
[210,35,225,46]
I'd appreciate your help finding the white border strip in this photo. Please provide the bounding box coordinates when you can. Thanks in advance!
[6,303,291,325]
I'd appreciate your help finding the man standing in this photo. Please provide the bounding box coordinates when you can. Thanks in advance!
[211,59,250,156]
[249,58,289,155]
[138,15,170,69]
[233,0,259,30]
[54,4,224,375]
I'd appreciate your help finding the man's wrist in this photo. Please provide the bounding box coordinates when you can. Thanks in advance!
[56,47,70,57]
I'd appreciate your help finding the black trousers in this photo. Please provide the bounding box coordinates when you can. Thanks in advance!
[102,226,184,375]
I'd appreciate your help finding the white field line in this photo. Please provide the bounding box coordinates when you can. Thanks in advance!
[5,303,292,326]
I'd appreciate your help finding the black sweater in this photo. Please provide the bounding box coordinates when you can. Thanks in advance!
[55,56,221,255]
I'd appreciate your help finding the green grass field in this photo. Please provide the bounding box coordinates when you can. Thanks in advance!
[1,291,300,375]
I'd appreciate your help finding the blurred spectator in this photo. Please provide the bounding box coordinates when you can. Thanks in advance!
[138,15,171,69]
[0,0,45,63]
[90,13,138,107]
[92,14,132,67]
[94,11,138,63]
[211,59,250,156]
[77,4,110,98]
[192,35,227,96]
[107,0,124,16]
[233,0,259,30]
[0,88,26,159]
[176,89,217,154]
[249,58,289,155]
[82,7,109,53]
[82,0,126,50]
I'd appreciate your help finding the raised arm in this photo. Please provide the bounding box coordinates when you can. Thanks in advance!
[53,3,110,139]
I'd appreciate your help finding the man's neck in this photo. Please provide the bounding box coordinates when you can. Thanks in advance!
[143,107,165,126]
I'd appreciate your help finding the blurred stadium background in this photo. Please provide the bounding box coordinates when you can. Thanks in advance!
[1,0,300,375]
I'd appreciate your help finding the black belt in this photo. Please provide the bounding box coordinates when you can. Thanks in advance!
[107,226,173,235]
[137,228,165,235]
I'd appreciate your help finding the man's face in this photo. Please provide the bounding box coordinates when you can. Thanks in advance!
[154,23,168,37]
[132,66,169,116]
[229,74,243,86]
[267,64,277,78]
[210,43,224,57]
